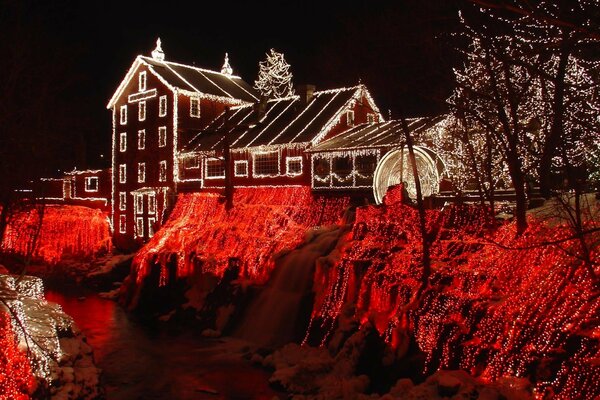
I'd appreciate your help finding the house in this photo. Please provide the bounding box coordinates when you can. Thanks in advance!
[36,168,111,212]
[107,39,258,249]
[107,40,449,250]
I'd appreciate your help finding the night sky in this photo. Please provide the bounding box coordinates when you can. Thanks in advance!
[3,0,461,173]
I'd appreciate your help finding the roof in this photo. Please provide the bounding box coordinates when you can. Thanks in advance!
[184,85,380,152]
[308,116,448,153]
[107,56,259,108]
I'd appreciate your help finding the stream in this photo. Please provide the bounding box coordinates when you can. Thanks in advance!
[45,288,280,400]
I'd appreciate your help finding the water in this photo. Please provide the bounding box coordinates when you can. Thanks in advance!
[45,288,280,400]
[234,226,345,347]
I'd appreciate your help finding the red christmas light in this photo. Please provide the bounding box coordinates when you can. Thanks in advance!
[0,312,36,399]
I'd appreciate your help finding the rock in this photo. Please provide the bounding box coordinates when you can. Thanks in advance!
[437,373,462,397]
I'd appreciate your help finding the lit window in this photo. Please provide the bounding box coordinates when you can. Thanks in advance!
[136,217,144,237]
[346,110,354,126]
[159,95,167,117]
[148,194,156,214]
[139,101,146,121]
[148,217,156,238]
[253,151,279,177]
[158,126,167,147]
[119,215,126,234]
[286,156,303,176]
[85,176,98,192]
[120,105,127,125]
[234,160,248,177]
[190,97,200,118]
[119,192,126,211]
[367,113,375,124]
[136,194,144,214]
[119,132,127,152]
[138,162,146,183]
[159,160,167,182]
[138,129,145,150]
[205,158,225,179]
[139,71,147,91]
[184,156,200,169]
[119,164,126,183]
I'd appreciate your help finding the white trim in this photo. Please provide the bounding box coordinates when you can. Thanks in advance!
[346,110,355,126]
[139,71,147,91]
[138,129,145,150]
[252,150,280,178]
[119,164,126,183]
[138,162,146,183]
[286,156,303,177]
[234,160,248,177]
[158,126,167,147]
[120,105,127,125]
[136,217,144,238]
[119,132,127,152]
[205,157,225,179]
[159,160,167,182]
[190,97,200,118]
[138,100,146,121]
[84,176,99,192]
[128,89,157,103]
[148,217,156,238]
[119,192,126,211]
[159,95,167,117]
[119,215,126,234]
[148,193,156,214]
[135,193,144,214]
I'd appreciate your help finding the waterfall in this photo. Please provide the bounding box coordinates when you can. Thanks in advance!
[234,225,346,347]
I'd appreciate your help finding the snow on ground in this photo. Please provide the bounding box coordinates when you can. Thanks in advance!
[0,273,102,399]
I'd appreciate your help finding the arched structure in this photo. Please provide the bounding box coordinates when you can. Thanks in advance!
[373,146,445,204]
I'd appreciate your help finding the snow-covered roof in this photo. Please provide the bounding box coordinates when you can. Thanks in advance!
[184,85,381,152]
[308,116,448,153]
[107,56,259,108]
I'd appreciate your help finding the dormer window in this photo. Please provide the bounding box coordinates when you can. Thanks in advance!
[139,71,147,91]
[190,97,200,118]
[346,110,355,127]
[367,113,376,124]
[139,101,146,121]
[120,105,127,125]
[159,95,167,117]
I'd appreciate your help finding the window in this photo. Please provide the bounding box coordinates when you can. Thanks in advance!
[234,160,248,177]
[367,113,375,124]
[205,158,225,179]
[136,194,144,214]
[136,217,144,237]
[159,160,167,182]
[253,151,279,177]
[119,215,126,234]
[148,217,156,238]
[139,71,147,91]
[120,105,127,125]
[119,132,127,152]
[85,176,98,192]
[190,97,200,118]
[138,162,146,183]
[138,129,145,150]
[158,126,167,147]
[119,164,126,183]
[286,157,303,176]
[159,95,167,117]
[148,194,156,214]
[184,156,200,169]
[119,192,126,211]
[138,101,146,121]
[346,110,355,127]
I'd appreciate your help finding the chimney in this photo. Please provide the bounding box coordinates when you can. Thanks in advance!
[296,84,316,105]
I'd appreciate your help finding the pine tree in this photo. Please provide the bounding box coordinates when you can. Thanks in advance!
[254,49,295,99]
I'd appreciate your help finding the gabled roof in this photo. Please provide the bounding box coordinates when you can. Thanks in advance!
[107,56,259,108]
[184,85,381,153]
[308,115,448,153]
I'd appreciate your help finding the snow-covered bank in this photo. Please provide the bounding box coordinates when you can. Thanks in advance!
[0,274,101,399]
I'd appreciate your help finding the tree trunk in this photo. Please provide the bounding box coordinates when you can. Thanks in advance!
[0,200,10,248]
[507,153,528,236]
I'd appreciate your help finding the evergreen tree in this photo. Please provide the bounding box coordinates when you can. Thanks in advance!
[254,49,295,99]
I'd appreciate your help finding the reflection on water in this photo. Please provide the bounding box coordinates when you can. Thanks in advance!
[45,289,279,400]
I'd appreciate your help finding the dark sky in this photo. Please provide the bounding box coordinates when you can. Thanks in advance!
[4,0,461,171]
